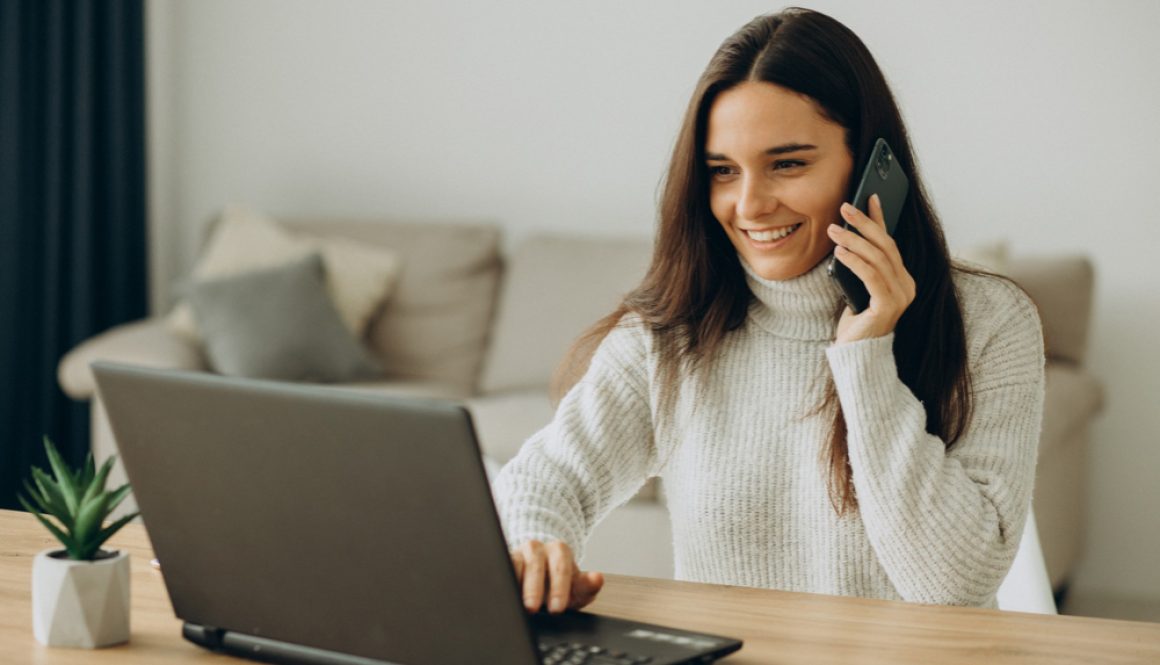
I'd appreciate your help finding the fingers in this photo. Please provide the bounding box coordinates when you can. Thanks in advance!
[852,193,886,230]
[518,540,546,612]
[829,218,889,271]
[545,541,573,614]
[866,194,909,278]
[832,236,914,305]
[830,195,915,342]
[513,540,599,614]
[838,198,888,249]
[511,550,525,583]
[867,191,887,226]
[830,196,914,304]
[828,224,896,305]
[833,244,891,302]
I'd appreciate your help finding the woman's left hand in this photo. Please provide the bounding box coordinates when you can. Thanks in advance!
[827,193,916,345]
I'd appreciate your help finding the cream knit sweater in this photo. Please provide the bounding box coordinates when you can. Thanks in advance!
[493,257,1045,608]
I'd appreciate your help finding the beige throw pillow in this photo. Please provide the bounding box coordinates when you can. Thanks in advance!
[167,206,401,342]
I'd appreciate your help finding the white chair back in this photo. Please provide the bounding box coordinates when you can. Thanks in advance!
[996,507,1057,614]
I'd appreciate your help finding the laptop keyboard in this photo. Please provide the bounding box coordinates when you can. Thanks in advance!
[539,641,653,665]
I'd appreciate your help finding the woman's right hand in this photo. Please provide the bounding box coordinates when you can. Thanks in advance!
[510,540,604,614]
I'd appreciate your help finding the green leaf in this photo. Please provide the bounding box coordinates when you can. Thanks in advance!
[79,455,116,507]
[77,452,96,489]
[18,495,73,552]
[104,483,133,514]
[72,492,113,559]
[31,467,70,524]
[21,479,56,516]
[22,476,45,504]
[43,437,79,516]
[92,511,140,553]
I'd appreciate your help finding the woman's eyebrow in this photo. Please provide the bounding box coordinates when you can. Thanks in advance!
[705,143,818,160]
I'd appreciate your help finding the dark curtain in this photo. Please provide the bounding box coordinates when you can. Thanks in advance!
[0,0,147,509]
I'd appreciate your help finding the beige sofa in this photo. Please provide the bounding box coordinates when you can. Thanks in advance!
[57,216,1104,595]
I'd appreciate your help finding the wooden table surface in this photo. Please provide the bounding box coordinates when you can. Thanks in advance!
[2,508,1159,664]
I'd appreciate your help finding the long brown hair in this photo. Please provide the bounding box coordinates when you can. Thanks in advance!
[552,8,973,516]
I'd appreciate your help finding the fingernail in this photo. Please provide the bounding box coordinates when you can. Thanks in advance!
[550,598,564,613]
[841,202,853,215]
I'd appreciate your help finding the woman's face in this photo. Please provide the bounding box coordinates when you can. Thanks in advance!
[705,81,854,281]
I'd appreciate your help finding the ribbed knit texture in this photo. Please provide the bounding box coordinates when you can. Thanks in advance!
[493,257,1045,608]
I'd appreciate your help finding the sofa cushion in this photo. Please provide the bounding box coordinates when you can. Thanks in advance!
[188,253,382,382]
[279,218,503,395]
[480,233,652,394]
[169,206,401,342]
[1004,255,1094,366]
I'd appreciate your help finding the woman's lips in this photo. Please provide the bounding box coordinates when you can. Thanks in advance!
[742,222,803,249]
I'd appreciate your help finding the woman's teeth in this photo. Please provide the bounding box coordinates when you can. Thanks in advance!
[747,223,802,242]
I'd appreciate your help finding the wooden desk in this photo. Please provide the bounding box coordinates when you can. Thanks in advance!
[2,509,1158,664]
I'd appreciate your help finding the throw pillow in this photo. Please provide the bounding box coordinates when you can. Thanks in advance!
[186,252,383,383]
[168,205,400,342]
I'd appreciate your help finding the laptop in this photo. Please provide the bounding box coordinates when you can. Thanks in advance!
[92,362,743,665]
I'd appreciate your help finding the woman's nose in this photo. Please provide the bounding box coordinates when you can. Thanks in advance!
[736,175,778,222]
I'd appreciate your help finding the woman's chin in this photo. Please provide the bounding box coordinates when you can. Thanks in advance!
[744,255,817,281]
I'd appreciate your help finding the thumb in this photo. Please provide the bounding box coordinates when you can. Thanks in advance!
[577,570,604,592]
[568,570,604,610]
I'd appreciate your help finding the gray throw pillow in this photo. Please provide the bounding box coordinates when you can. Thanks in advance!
[186,252,383,382]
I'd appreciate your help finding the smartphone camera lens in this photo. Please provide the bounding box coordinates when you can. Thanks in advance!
[876,151,890,179]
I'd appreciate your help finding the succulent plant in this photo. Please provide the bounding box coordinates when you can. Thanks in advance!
[18,437,139,561]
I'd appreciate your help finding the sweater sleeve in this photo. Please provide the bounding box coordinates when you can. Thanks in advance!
[491,319,658,562]
[824,278,1045,606]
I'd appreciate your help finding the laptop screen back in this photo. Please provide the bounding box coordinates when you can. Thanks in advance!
[92,363,539,665]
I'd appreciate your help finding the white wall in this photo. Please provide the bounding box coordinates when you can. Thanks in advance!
[147,0,1160,603]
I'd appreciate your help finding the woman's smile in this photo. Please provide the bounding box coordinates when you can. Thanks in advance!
[742,222,804,249]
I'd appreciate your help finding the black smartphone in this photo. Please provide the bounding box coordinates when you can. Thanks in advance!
[827,137,909,313]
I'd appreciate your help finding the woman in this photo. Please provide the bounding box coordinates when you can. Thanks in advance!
[493,7,1044,613]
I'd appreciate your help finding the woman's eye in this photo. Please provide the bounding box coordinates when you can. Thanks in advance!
[707,162,802,178]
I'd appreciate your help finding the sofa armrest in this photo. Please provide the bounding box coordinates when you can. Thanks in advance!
[58,318,208,400]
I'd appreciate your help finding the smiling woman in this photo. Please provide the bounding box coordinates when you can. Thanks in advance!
[704,83,853,281]
[493,7,1046,616]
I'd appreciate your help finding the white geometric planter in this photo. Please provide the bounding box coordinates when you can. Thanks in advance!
[31,549,130,648]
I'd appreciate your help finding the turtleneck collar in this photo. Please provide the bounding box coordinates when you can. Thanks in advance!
[741,255,845,341]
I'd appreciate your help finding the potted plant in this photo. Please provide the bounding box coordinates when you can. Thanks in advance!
[19,437,139,648]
